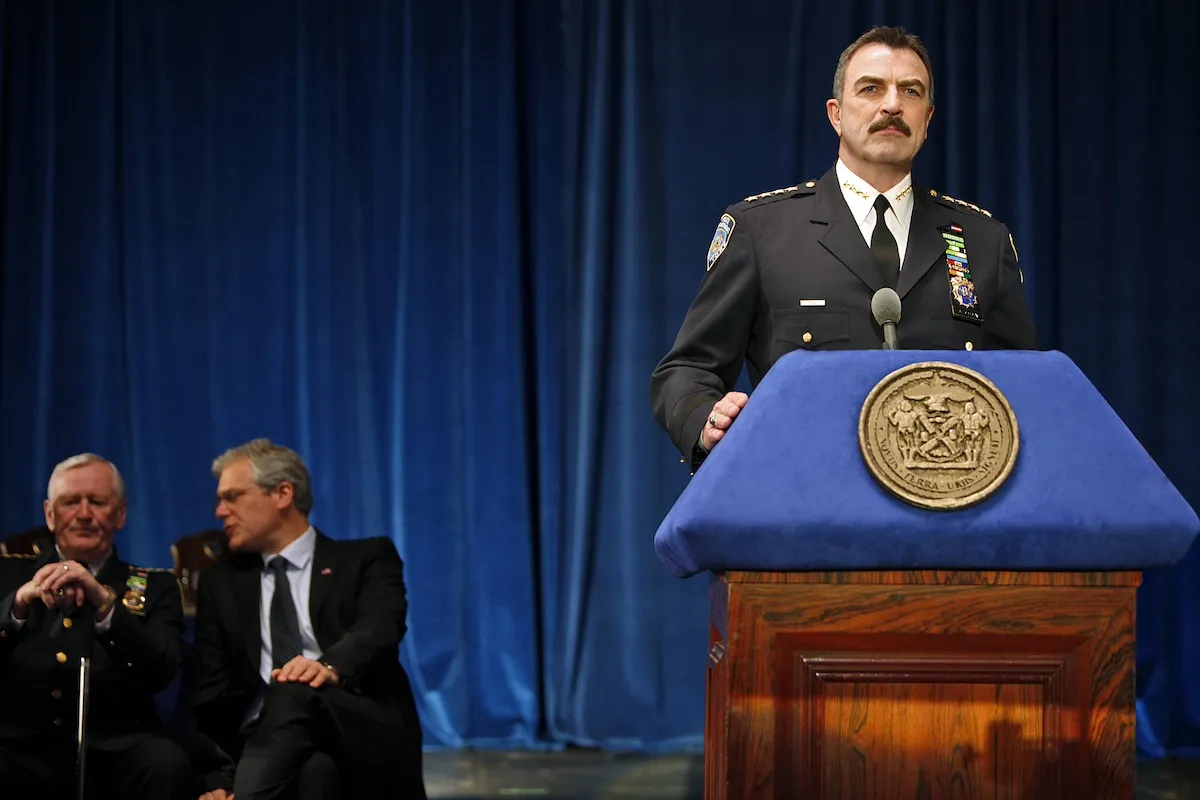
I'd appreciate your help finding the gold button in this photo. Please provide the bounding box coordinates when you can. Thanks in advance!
[62,617,73,629]
[53,717,63,726]
[802,332,813,344]
[127,662,134,668]
[805,181,816,188]
[965,341,974,351]
[51,689,62,700]
[0,630,6,638]
[55,651,67,664]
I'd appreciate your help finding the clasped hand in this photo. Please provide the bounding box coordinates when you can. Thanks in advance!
[13,561,107,614]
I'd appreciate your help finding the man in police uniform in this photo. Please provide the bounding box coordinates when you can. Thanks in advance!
[650,26,1038,471]
[0,453,192,799]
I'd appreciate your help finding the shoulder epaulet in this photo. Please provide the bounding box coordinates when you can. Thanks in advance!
[740,180,818,206]
[929,189,993,218]
[0,552,36,560]
[128,565,174,574]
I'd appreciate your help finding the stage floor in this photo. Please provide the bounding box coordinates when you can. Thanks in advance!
[423,749,1200,799]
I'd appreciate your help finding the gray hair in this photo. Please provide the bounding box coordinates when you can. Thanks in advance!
[832,26,935,106]
[211,438,314,515]
[47,453,126,503]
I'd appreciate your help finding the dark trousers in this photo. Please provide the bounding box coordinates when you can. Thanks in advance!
[0,732,193,800]
[233,682,425,800]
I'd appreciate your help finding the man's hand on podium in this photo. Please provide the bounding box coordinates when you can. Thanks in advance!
[701,392,748,452]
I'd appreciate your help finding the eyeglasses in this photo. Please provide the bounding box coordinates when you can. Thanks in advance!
[215,486,262,507]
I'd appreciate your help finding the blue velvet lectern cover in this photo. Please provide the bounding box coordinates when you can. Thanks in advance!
[654,351,1199,578]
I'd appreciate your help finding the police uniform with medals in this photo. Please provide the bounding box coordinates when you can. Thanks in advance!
[650,162,1038,471]
[0,543,192,799]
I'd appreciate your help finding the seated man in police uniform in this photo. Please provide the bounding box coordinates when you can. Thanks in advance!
[0,453,193,799]
[650,25,1038,472]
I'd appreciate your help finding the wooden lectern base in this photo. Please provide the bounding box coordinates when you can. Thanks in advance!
[704,571,1139,800]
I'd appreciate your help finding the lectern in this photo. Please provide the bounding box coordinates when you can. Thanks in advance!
[655,351,1199,800]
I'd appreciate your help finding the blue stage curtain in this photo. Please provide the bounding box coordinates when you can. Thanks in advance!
[0,0,1194,754]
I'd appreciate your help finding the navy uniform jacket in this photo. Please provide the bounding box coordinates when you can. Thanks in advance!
[650,165,1038,470]
[0,548,184,747]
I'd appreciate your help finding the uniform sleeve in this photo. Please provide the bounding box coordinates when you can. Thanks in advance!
[96,571,184,692]
[985,225,1039,349]
[0,561,36,665]
[649,207,760,465]
[0,590,27,666]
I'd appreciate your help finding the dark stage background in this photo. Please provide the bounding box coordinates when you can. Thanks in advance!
[1,0,1196,756]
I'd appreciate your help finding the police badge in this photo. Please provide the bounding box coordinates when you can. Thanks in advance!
[951,275,977,308]
[123,570,148,615]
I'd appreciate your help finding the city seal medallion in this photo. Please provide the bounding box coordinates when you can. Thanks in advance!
[858,362,1019,510]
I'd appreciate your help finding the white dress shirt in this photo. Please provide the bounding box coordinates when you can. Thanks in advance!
[836,158,915,268]
[258,526,322,683]
[9,546,116,632]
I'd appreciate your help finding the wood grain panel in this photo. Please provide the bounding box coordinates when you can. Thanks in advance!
[704,622,729,799]
[818,680,1046,799]
[724,570,1141,588]
[782,649,1071,798]
[705,571,1136,800]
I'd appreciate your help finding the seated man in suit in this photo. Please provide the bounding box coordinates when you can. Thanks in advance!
[192,438,426,800]
[0,453,193,800]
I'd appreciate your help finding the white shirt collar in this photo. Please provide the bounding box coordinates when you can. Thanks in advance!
[262,525,316,571]
[835,158,915,228]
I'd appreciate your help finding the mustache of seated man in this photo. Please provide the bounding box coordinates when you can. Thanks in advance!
[869,116,912,136]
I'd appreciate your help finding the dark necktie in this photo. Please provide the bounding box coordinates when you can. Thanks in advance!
[871,194,900,288]
[268,556,303,669]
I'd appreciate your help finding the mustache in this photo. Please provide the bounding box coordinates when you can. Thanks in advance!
[870,117,911,135]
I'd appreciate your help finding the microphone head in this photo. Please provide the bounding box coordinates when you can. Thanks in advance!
[871,287,902,326]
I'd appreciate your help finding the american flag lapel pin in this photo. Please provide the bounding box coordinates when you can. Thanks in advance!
[320,567,332,575]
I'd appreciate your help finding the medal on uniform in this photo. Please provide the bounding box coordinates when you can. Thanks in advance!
[123,570,148,615]
[939,224,982,323]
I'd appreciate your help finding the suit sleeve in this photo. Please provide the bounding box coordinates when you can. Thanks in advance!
[317,538,408,687]
[649,206,760,466]
[190,568,233,717]
[189,572,238,793]
[985,225,1039,349]
[97,572,184,693]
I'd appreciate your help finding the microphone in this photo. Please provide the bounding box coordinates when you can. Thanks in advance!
[871,288,902,351]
